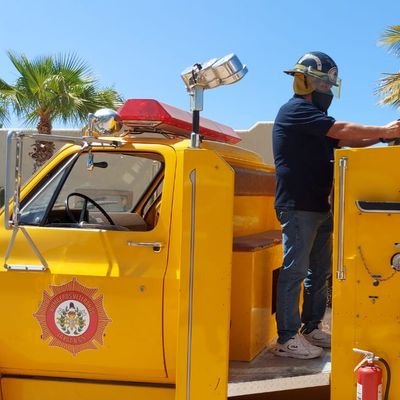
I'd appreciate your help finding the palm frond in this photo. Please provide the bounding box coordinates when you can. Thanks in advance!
[0,93,10,126]
[54,52,92,79]
[376,72,400,109]
[378,25,400,56]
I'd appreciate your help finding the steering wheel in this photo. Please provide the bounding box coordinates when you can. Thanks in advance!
[65,192,115,225]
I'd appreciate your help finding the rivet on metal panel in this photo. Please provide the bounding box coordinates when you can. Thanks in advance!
[368,295,379,304]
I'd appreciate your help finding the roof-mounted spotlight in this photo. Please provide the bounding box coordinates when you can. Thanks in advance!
[181,53,247,91]
[181,53,247,148]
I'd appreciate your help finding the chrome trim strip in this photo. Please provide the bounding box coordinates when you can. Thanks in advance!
[1,373,175,388]
[186,168,197,400]
[5,264,46,271]
[4,130,17,230]
[337,157,347,281]
[13,134,23,227]
[7,131,122,146]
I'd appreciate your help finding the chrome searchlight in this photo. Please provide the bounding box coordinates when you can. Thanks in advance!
[85,108,122,138]
[181,53,247,148]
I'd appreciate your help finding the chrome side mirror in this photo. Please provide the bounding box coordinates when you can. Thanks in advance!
[85,108,122,137]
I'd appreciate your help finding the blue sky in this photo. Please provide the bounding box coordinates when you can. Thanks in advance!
[1,1,400,130]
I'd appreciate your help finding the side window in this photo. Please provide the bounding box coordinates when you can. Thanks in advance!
[20,151,164,230]
[143,180,163,216]
[0,187,4,209]
[19,156,74,225]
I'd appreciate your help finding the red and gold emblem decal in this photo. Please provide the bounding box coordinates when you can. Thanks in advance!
[34,278,112,355]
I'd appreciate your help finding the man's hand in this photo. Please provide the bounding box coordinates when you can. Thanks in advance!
[382,120,400,140]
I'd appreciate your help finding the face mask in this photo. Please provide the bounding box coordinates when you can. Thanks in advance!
[311,91,333,113]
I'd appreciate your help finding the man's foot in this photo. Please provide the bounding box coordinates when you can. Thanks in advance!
[273,334,323,359]
[302,328,331,348]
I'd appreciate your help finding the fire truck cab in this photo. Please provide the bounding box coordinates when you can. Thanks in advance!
[0,99,285,400]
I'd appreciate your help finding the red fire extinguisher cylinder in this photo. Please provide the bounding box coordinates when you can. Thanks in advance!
[357,364,383,400]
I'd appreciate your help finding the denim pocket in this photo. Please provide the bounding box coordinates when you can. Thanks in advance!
[276,209,294,224]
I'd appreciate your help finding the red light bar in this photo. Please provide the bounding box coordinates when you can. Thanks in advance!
[117,99,241,144]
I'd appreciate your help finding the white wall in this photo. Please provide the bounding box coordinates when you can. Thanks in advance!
[235,121,274,165]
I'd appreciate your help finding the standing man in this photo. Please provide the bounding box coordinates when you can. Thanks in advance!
[272,51,400,359]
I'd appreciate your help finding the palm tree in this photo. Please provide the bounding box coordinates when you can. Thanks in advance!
[0,88,11,127]
[377,25,400,109]
[0,52,123,172]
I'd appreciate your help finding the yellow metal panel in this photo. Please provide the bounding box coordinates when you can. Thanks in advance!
[260,246,281,349]
[172,148,234,400]
[332,146,400,399]
[233,196,279,236]
[230,251,252,360]
[0,241,167,380]
[230,246,281,361]
[1,378,175,400]
[193,140,266,166]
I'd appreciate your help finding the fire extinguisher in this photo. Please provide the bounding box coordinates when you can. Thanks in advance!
[353,348,391,400]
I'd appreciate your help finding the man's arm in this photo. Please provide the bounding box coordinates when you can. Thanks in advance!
[327,120,400,147]
[338,138,380,148]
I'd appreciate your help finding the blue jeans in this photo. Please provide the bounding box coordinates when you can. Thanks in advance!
[275,209,332,344]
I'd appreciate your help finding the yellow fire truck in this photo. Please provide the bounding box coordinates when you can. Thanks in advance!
[0,95,399,399]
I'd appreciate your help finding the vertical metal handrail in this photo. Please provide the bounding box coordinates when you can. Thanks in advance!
[13,133,23,226]
[4,130,19,230]
[336,156,348,280]
[4,130,25,227]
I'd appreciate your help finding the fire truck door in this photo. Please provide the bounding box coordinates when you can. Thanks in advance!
[0,147,175,381]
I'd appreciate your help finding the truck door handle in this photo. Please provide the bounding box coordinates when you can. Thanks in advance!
[127,241,163,253]
[356,200,400,213]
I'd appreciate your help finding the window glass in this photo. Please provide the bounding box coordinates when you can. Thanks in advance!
[19,151,164,229]
[19,165,68,225]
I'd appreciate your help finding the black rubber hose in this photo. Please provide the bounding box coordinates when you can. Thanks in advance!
[378,357,391,400]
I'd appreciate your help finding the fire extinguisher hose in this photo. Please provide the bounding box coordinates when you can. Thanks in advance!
[377,357,391,400]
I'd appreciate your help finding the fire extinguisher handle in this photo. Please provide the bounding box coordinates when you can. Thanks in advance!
[353,347,373,357]
[352,348,377,372]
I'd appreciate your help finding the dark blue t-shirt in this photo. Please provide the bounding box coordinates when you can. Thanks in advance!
[272,95,338,212]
